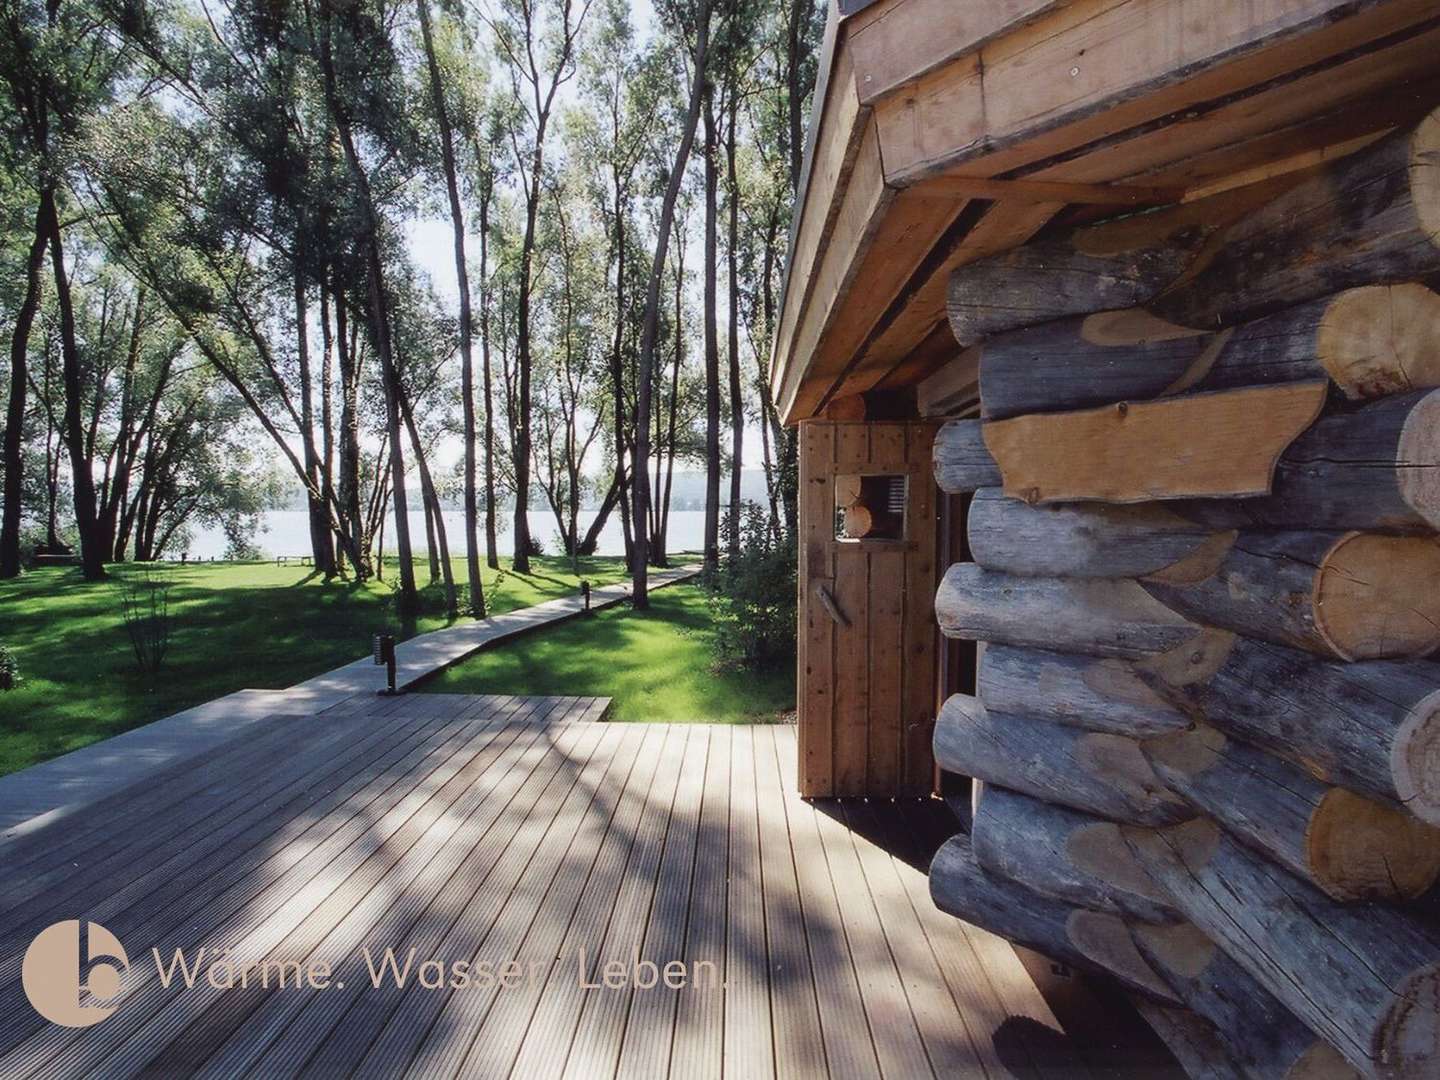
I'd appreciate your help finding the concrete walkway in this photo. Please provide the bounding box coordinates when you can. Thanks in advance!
[291,565,700,697]
[0,565,699,843]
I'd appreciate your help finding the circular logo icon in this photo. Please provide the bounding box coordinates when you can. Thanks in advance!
[22,920,128,1027]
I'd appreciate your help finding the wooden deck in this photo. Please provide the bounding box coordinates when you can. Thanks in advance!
[0,694,1116,1078]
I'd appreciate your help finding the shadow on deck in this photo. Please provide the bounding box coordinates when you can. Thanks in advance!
[0,693,1175,1078]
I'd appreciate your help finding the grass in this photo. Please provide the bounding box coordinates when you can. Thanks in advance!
[419,584,796,724]
[0,555,630,777]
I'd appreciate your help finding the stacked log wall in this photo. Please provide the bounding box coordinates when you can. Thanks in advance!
[927,106,1440,1080]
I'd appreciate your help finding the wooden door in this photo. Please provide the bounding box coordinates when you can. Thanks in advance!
[797,420,940,797]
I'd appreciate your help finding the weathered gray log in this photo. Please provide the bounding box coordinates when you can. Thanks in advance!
[1124,820,1440,1079]
[1145,726,1440,902]
[941,176,1294,347]
[1130,1001,1249,1080]
[1140,530,1440,662]
[1146,635,1440,827]
[1175,389,1440,533]
[968,488,1221,579]
[929,834,1181,1004]
[933,419,1001,493]
[972,785,1180,923]
[977,642,1192,737]
[936,562,1204,659]
[976,285,1440,421]
[947,111,1440,345]
[1151,112,1440,329]
[947,239,1191,348]
[1131,920,1360,1080]
[934,693,1192,826]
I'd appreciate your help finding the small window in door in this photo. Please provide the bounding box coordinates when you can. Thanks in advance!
[834,474,907,541]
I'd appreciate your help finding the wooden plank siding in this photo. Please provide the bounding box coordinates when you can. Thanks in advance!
[771,0,1440,423]
[798,420,940,798]
[0,696,1094,1078]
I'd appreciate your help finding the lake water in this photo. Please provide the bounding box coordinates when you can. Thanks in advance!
[183,508,708,561]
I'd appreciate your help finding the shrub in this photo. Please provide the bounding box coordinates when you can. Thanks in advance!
[0,645,19,691]
[116,565,175,676]
[708,503,796,671]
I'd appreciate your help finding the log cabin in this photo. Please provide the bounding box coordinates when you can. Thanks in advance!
[775,1,1440,1075]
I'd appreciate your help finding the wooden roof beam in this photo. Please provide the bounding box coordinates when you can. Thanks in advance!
[911,176,1184,206]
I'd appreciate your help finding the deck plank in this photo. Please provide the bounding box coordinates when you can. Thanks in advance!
[775,731,885,1080]
[191,704,614,1077]
[0,699,548,1077]
[559,725,693,1079]
[666,724,732,1080]
[725,725,777,1078]
[0,708,1105,1080]
[611,725,709,1079]
[462,724,673,1080]
[841,800,990,1077]
[94,701,576,1079]
[755,725,827,1080]
[0,697,526,1062]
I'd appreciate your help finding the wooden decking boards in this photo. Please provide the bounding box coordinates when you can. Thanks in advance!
[0,695,1092,1079]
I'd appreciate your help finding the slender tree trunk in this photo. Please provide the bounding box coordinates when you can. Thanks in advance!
[419,0,484,616]
[726,101,743,556]
[479,187,499,571]
[609,188,634,567]
[295,265,334,574]
[701,92,722,575]
[659,258,684,567]
[579,476,621,556]
[333,281,366,578]
[318,278,341,573]
[1,196,49,578]
[319,13,417,609]
[400,384,456,615]
[633,0,712,607]
[512,124,550,575]
[47,194,104,579]
[786,0,809,193]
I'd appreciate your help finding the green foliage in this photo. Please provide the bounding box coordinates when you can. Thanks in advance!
[116,564,175,675]
[707,502,796,671]
[422,584,793,723]
[0,557,631,776]
[0,645,20,691]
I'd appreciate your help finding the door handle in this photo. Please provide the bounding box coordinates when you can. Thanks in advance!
[813,582,850,628]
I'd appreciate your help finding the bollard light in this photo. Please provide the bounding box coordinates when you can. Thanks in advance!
[373,633,398,696]
[581,580,592,613]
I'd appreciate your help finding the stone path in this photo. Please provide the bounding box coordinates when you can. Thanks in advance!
[0,566,699,842]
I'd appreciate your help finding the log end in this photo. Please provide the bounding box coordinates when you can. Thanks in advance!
[1314,533,1440,661]
[1307,789,1440,903]
[1380,963,1440,1079]
[1317,285,1440,400]
[1397,391,1440,530]
[1413,109,1440,256]
[1393,689,1440,827]
[1288,1040,1361,1080]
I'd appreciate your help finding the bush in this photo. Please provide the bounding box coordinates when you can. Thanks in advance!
[116,565,175,676]
[0,645,20,691]
[708,503,796,671]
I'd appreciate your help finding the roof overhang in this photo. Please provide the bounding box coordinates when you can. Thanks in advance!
[770,0,1440,424]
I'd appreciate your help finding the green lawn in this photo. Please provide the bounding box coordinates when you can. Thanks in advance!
[419,584,796,724]
[0,556,628,777]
